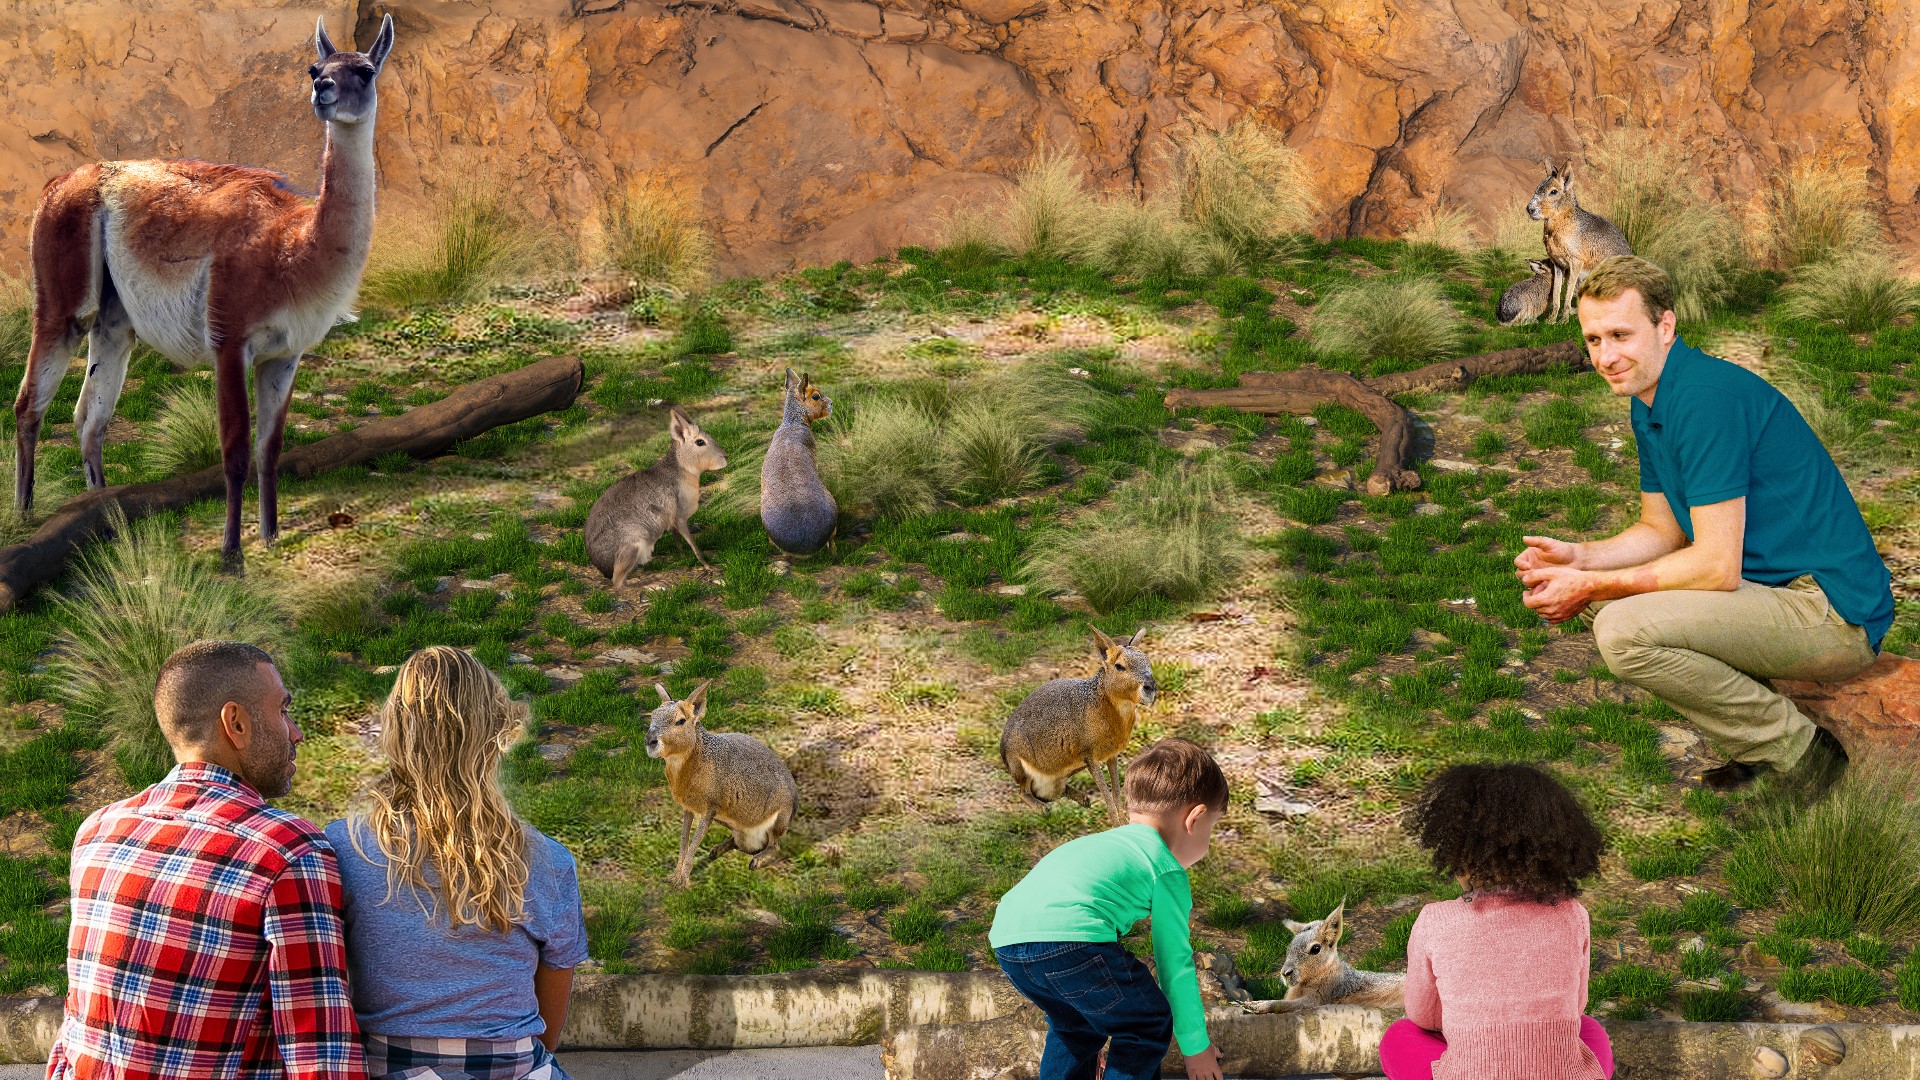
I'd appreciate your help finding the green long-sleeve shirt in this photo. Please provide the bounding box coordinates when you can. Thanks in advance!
[989,823,1208,1056]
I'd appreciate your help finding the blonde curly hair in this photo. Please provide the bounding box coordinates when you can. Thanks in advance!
[350,646,531,932]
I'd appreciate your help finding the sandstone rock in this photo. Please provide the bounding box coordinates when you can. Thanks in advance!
[2,2,1917,277]
[1777,652,1920,771]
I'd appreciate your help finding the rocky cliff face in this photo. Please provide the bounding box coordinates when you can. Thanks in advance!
[2,0,1915,278]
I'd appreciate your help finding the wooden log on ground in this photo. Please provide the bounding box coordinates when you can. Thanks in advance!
[1163,340,1587,495]
[0,354,586,613]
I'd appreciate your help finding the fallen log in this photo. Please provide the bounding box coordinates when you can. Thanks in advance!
[1165,339,1587,495]
[0,354,586,613]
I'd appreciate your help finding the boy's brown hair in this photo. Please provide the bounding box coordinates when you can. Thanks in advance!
[1123,737,1229,813]
[1576,255,1676,325]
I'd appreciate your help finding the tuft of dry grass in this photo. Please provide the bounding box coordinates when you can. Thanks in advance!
[1309,276,1466,367]
[1073,198,1200,281]
[1403,200,1480,251]
[819,397,945,520]
[1001,150,1092,260]
[595,174,713,292]
[360,175,549,311]
[1777,252,1919,332]
[1170,120,1317,259]
[142,381,221,479]
[0,272,29,367]
[1584,120,1742,321]
[1747,151,1887,271]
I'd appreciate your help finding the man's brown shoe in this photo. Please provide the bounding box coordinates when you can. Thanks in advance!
[1694,759,1762,792]
[1779,727,1849,805]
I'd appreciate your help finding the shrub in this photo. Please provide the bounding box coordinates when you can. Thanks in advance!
[888,900,945,946]
[1777,253,1919,332]
[1073,198,1199,280]
[1742,767,1920,936]
[1844,933,1891,969]
[596,174,712,292]
[1678,943,1724,981]
[941,367,1089,500]
[51,512,282,784]
[1583,119,1743,320]
[141,381,222,479]
[1025,458,1245,614]
[1747,151,1886,270]
[361,178,538,309]
[1308,277,1465,369]
[1001,150,1092,259]
[1171,120,1317,261]
[1402,200,1479,251]
[1676,891,1734,932]
[819,397,944,520]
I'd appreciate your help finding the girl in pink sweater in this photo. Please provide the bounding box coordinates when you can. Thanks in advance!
[1381,763,1614,1080]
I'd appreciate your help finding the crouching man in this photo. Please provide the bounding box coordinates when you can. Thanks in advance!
[1515,256,1893,800]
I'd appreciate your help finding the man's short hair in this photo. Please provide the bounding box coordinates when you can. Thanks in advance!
[1123,737,1229,814]
[1576,255,1676,325]
[153,641,276,748]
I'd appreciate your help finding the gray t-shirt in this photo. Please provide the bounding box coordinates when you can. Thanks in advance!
[325,818,590,1040]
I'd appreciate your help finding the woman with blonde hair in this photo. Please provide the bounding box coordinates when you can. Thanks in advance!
[326,646,588,1080]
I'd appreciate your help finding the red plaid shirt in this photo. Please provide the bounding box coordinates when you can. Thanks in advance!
[48,763,363,1080]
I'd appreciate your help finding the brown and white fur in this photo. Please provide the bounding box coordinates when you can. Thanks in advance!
[1526,162,1632,323]
[645,681,798,887]
[1240,903,1406,1014]
[584,405,729,588]
[14,16,394,563]
[999,626,1157,822]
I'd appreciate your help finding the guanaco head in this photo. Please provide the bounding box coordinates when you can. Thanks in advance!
[311,14,394,126]
[1092,626,1157,709]
[1280,901,1347,990]
[668,405,729,475]
[1526,161,1577,221]
[645,681,711,759]
[785,368,832,425]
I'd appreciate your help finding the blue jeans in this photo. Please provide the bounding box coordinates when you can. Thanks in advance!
[994,941,1172,1080]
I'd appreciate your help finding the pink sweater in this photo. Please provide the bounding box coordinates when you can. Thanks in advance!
[1404,894,1606,1080]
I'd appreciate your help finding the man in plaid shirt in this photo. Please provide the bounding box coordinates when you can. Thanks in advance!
[49,641,363,1080]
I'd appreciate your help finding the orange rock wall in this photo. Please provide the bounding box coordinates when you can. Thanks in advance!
[2,0,1915,277]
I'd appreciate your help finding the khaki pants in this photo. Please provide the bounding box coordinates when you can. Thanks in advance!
[1588,578,1877,771]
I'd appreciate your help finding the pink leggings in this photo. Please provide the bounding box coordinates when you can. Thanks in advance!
[1378,1016,1615,1079]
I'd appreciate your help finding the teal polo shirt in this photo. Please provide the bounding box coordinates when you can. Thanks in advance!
[1630,338,1894,650]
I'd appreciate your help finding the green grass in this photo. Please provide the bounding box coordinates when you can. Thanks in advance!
[1778,964,1883,1007]
[1677,985,1747,1022]
[1778,253,1918,331]
[141,381,222,479]
[888,901,946,947]
[1308,276,1466,373]
[1738,769,1920,935]
[1755,932,1814,968]
[1590,962,1674,1008]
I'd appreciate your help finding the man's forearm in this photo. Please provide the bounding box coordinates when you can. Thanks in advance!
[1587,542,1740,598]
[1573,521,1683,571]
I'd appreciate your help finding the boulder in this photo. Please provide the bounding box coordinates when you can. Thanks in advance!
[1779,653,1920,770]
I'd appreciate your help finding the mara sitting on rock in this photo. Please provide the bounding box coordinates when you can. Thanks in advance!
[761,368,837,557]
[645,681,798,887]
[1000,626,1157,822]
[584,405,727,589]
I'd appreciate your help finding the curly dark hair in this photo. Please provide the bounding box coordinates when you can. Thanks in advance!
[1403,763,1604,904]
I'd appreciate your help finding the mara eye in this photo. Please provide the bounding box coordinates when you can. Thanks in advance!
[1309,944,1322,955]
[674,717,686,725]
[1115,662,1126,670]
[695,438,707,446]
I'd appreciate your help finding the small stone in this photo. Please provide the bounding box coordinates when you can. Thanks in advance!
[993,584,1025,596]
[372,665,398,675]
[1299,416,1319,427]
[599,647,656,666]
[879,571,900,584]
[431,576,452,593]
[508,652,534,665]
[1750,1046,1788,1078]
[657,660,676,675]
[459,579,492,590]
[770,560,791,576]
[537,744,571,763]
[545,666,585,685]
[1800,1025,1846,1066]
[939,532,982,543]
[1428,458,1478,473]
[1414,502,1448,516]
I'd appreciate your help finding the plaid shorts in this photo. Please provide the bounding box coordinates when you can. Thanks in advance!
[362,1035,573,1080]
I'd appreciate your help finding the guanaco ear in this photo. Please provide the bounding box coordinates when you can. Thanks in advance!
[655,683,673,704]
[315,16,337,59]
[685,680,711,720]
[367,13,396,73]
[1316,902,1346,946]
[1090,625,1117,659]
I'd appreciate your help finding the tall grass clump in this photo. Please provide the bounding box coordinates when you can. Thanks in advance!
[819,397,945,520]
[1738,768,1920,936]
[1309,276,1465,369]
[0,447,81,544]
[1001,150,1092,260]
[941,367,1090,500]
[361,180,534,309]
[596,174,713,293]
[1774,362,1885,464]
[0,272,29,365]
[1583,120,1742,321]
[141,381,222,479]
[1403,200,1479,251]
[1026,457,1244,613]
[1748,151,1886,270]
[1171,120,1317,262]
[51,512,283,784]
[1073,198,1200,281]
[1776,254,1918,332]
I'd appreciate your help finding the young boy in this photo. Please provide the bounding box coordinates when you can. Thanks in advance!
[990,737,1228,1080]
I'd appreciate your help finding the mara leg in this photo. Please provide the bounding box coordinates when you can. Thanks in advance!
[694,835,739,873]
[74,282,134,490]
[14,321,84,513]
[611,537,657,590]
[1085,752,1120,820]
[675,809,717,886]
[674,517,711,569]
[214,340,253,566]
[17,169,104,514]
[1548,261,1567,322]
[1108,756,1124,814]
[252,355,299,545]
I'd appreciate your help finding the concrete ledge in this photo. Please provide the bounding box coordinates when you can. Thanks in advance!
[881,1007,1920,1079]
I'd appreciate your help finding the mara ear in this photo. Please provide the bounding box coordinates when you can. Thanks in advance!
[685,680,711,719]
[802,371,814,392]
[315,16,337,60]
[655,683,673,705]
[1561,162,1576,189]
[1316,902,1346,944]
[1528,258,1550,273]
[784,367,798,394]
[367,13,396,73]
[1127,626,1146,647]
[1282,918,1310,935]
[1090,624,1117,658]
[668,405,692,440]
